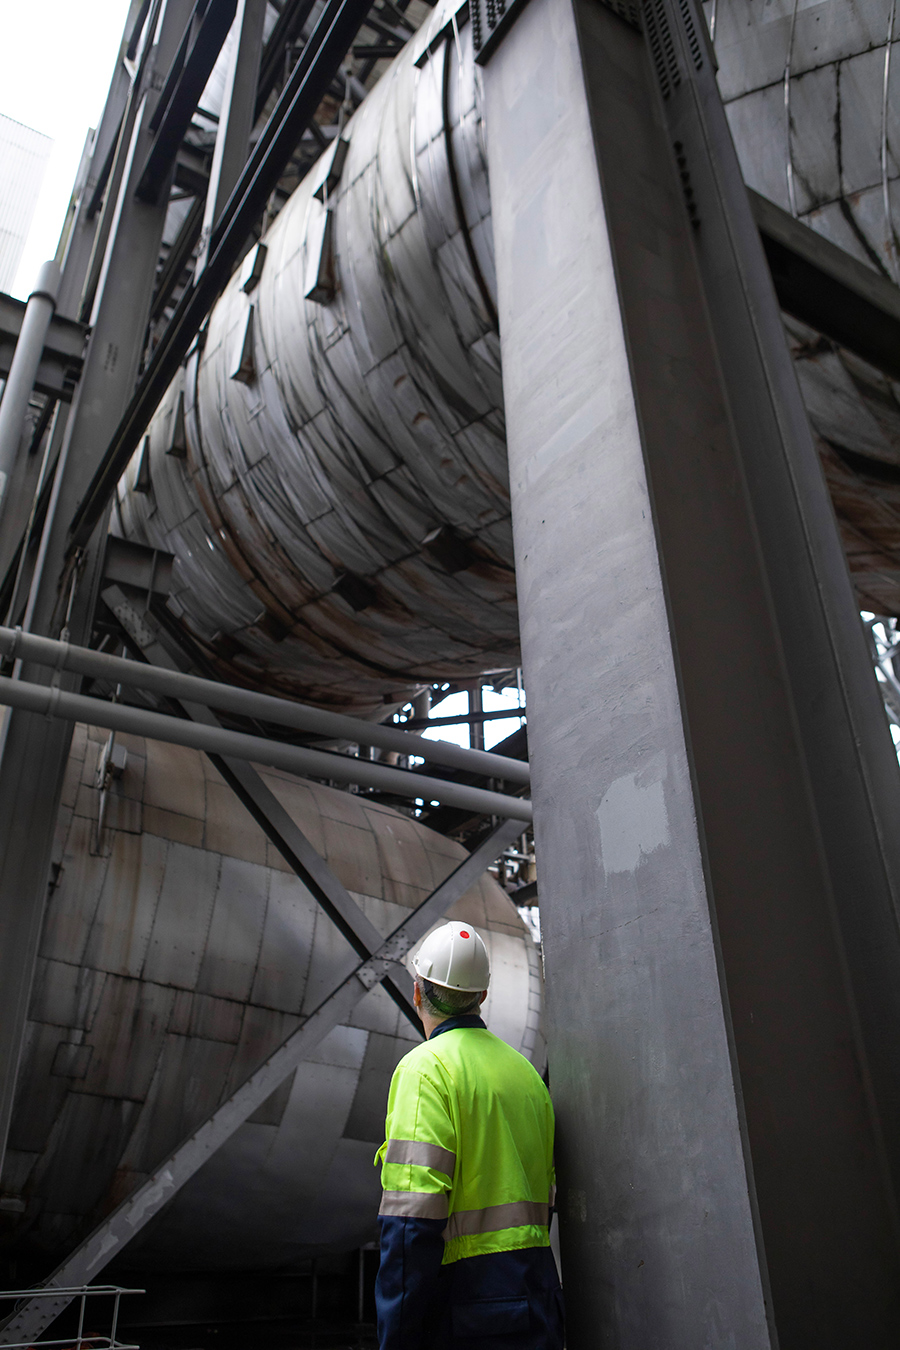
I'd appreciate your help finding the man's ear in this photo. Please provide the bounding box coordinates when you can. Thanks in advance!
[479,990,488,1005]
[413,979,422,1008]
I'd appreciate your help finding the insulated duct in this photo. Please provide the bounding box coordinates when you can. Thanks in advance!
[117,0,900,717]
[117,8,513,716]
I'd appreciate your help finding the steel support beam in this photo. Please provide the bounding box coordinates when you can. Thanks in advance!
[0,0,198,1182]
[0,622,529,784]
[0,817,521,1346]
[254,0,318,119]
[750,188,900,382]
[481,0,900,1344]
[77,0,169,325]
[56,0,150,320]
[0,672,533,820]
[0,290,85,403]
[149,195,204,323]
[136,0,239,204]
[196,0,267,275]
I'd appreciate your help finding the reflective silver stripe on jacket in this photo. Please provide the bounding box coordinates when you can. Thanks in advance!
[379,1189,450,1220]
[385,1139,457,1176]
[444,1200,550,1240]
[549,1183,557,1208]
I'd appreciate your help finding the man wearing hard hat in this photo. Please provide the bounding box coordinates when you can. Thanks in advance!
[374,920,564,1348]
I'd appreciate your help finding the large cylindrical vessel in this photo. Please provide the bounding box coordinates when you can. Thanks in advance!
[117,8,513,716]
[116,0,900,708]
[1,725,541,1269]
[712,0,900,280]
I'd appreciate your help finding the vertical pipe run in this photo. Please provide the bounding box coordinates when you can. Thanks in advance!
[0,262,60,520]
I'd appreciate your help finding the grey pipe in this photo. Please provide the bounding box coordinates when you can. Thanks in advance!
[0,262,60,519]
[0,675,533,822]
[0,624,529,784]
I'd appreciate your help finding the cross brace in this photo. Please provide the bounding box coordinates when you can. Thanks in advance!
[102,585,421,1026]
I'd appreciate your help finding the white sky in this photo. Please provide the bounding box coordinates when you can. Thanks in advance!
[1,0,132,299]
[422,686,525,752]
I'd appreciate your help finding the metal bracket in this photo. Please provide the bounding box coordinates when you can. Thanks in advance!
[356,932,414,990]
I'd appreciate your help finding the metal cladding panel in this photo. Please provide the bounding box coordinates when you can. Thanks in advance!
[249,868,317,1012]
[312,1137,386,1247]
[40,817,108,969]
[3,727,542,1268]
[344,1030,412,1142]
[478,929,532,1051]
[710,0,895,102]
[75,977,175,1102]
[29,1093,141,1213]
[784,315,900,611]
[29,958,107,1032]
[195,856,270,1002]
[791,338,900,462]
[117,1033,239,1173]
[124,1058,378,1269]
[143,738,207,821]
[142,843,221,989]
[188,993,245,1045]
[712,0,900,281]
[300,908,362,1014]
[82,833,168,978]
[219,1005,306,1102]
[7,1024,72,1153]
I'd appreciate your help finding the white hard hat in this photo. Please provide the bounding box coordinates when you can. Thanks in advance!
[412,921,491,992]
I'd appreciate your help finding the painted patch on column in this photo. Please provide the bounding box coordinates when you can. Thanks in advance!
[596,770,670,876]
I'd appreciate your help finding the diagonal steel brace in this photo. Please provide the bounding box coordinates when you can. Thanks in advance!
[103,583,421,1026]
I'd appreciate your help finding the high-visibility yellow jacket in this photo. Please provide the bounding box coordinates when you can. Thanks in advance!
[376,1018,556,1264]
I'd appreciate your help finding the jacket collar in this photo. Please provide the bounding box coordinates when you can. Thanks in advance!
[428,1014,486,1040]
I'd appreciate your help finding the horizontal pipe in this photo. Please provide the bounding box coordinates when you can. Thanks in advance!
[0,675,533,822]
[0,625,529,784]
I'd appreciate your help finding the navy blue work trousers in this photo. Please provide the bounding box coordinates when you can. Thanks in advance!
[376,1215,564,1350]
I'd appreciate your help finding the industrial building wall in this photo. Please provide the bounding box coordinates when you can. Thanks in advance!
[0,113,52,293]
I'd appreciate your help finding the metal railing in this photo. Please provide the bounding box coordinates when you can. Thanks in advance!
[0,1285,143,1350]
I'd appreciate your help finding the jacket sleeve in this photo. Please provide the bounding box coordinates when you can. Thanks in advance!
[375,1214,446,1350]
[375,1059,456,1349]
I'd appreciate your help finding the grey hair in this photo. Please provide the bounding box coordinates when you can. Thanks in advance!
[418,976,483,1019]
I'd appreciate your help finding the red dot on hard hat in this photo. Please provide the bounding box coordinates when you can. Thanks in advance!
[460,930,470,938]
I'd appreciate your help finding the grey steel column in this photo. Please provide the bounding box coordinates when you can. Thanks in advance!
[482,0,900,1345]
[0,262,59,520]
[55,0,149,321]
[0,0,196,1179]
